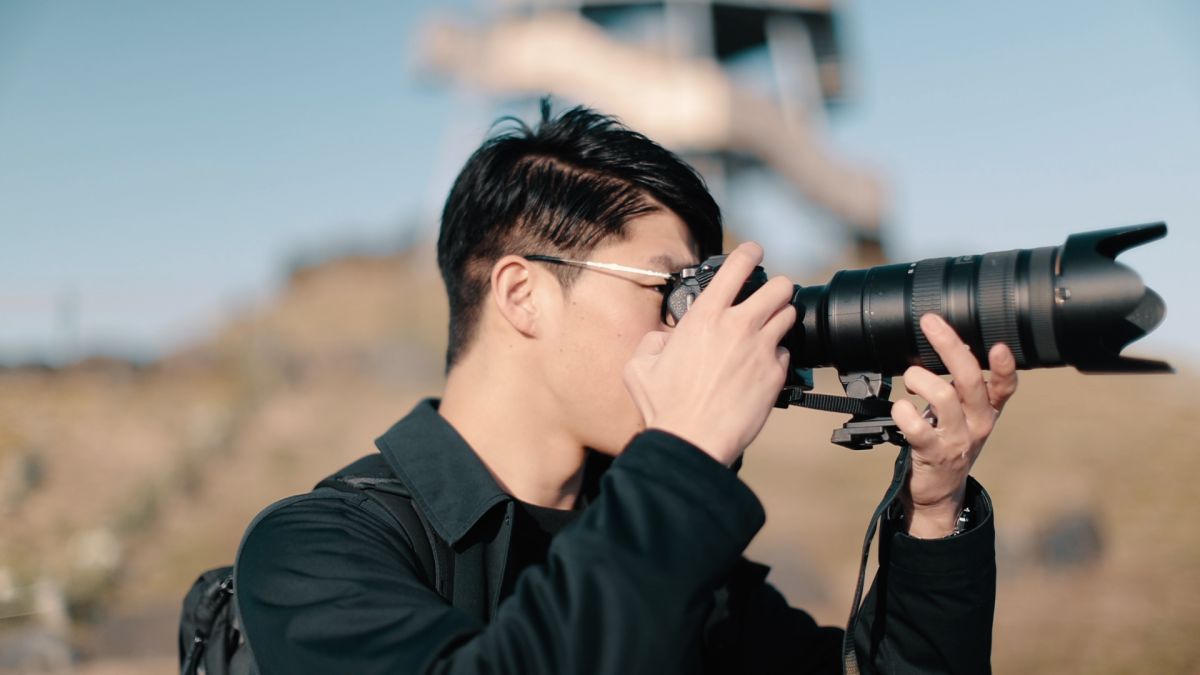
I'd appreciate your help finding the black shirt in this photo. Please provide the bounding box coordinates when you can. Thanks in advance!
[501,500,580,601]
[236,399,996,674]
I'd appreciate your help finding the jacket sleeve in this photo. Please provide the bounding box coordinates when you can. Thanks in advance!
[701,477,996,674]
[236,430,767,675]
[853,477,996,674]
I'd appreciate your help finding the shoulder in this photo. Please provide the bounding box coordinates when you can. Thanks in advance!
[232,460,465,670]
[235,462,424,596]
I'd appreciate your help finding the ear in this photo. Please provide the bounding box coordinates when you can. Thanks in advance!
[489,255,549,338]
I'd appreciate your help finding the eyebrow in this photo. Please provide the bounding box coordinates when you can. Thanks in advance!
[647,254,695,274]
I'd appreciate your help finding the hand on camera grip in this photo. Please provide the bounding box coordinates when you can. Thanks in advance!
[623,242,795,467]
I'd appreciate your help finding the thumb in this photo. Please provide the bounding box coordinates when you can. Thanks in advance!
[624,330,669,393]
[632,330,670,358]
[624,330,670,418]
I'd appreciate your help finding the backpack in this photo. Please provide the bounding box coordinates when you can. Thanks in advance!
[177,454,454,675]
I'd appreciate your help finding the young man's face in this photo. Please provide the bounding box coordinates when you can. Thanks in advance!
[540,207,700,455]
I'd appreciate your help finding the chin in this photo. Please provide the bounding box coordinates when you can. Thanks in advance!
[576,393,645,456]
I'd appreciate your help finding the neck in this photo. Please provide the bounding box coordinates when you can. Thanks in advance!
[439,346,587,510]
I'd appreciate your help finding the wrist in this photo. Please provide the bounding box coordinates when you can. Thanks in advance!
[900,488,967,539]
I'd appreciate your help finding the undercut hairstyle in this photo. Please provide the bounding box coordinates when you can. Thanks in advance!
[437,100,724,370]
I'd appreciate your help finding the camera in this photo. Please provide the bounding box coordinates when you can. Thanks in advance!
[666,222,1172,448]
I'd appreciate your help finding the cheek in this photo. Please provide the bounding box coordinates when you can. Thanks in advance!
[565,299,656,367]
[555,295,657,397]
[551,295,662,452]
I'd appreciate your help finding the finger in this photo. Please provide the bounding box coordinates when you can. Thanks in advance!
[987,342,1018,412]
[741,276,796,330]
[920,314,992,424]
[903,365,966,436]
[769,345,791,390]
[691,241,763,311]
[761,302,797,345]
[775,345,790,370]
[891,399,938,449]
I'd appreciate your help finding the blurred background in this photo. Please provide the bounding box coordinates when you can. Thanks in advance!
[0,0,1196,672]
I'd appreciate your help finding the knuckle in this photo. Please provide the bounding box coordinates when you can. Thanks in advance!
[726,309,753,334]
[958,372,984,391]
[765,275,793,293]
[973,419,994,438]
[895,411,922,434]
[893,416,915,435]
[931,386,956,407]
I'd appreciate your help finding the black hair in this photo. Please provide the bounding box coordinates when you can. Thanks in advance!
[437,99,723,370]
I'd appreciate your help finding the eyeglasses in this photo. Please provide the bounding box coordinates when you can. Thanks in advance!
[524,254,683,326]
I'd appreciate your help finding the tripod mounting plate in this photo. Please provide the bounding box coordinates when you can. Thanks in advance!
[782,372,907,449]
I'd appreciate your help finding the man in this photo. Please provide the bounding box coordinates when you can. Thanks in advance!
[235,102,1017,673]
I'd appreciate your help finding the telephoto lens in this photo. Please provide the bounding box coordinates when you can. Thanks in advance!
[669,223,1171,377]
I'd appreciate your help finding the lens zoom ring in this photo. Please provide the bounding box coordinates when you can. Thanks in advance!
[977,250,1026,367]
[910,259,946,371]
[1026,246,1060,364]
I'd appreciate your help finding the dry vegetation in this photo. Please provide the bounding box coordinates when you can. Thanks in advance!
[0,242,1195,674]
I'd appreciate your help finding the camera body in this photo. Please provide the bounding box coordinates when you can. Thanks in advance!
[665,256,813,392]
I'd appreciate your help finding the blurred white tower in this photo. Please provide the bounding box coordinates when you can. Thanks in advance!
[421,0,888,264]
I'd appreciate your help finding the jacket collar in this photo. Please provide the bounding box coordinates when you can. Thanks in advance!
[375,399,509,546]
[373,398,612,546]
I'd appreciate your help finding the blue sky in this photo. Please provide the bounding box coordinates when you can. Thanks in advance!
[1,0,1196,364]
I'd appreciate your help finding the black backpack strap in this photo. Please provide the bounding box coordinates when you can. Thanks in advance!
[359,488,454,601]
[314,454,454,601]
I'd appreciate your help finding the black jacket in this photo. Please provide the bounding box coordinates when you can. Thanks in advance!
[236,399,995,674]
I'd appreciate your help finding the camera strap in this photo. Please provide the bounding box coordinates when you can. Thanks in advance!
[841,443,911,675]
